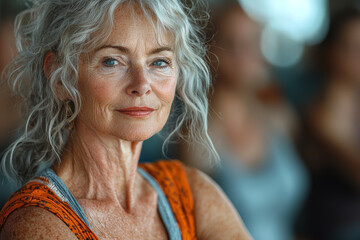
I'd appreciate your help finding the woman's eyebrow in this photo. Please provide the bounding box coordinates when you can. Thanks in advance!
[149,46,173,54]
[95,45,173,55]
[96,45,130,53]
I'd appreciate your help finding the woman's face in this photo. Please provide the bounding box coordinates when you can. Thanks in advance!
[76,5,177,141]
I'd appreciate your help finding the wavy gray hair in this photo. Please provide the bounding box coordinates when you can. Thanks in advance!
[2,0,219,185]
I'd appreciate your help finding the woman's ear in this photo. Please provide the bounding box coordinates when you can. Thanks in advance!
[44,51,57,80]
[44,52,70,100]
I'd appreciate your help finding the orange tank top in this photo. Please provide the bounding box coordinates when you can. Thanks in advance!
[0,160,196,240]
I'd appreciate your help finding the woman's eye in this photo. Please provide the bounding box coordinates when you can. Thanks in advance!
[103,58,119,67]
[151,59,170,68]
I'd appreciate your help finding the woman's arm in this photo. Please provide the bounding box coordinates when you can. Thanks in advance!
[185,167,253,240]
[0,207,77,240]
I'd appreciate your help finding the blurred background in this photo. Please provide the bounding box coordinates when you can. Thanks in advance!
[1,0,360,239]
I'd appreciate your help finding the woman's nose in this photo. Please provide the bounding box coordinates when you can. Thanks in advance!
[126,67,151,96]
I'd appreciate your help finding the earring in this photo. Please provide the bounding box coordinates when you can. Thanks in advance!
[65,100,75,131]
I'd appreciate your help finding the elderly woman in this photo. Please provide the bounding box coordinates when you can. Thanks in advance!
[0,0,251,239]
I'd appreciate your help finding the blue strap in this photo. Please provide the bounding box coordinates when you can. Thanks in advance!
[138,167,182,240]
[40,169,92,228]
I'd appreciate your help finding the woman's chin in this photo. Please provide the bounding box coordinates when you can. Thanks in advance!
[107,118,166,142]
[118,135,153,142]
[111,129,158,142]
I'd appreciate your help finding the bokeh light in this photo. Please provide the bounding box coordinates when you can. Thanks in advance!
[239,0,329,67]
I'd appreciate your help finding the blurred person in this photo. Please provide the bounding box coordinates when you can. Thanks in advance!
[181,2,308,240]
[296,5,360,240]
[0,0,253,239]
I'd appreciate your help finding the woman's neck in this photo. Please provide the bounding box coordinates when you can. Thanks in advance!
[53,121,143,211]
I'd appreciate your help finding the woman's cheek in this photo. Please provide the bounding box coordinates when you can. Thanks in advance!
[161,67,177,92]
[91,82,113,101]
[157,76,177,103]
[87,73,122,102]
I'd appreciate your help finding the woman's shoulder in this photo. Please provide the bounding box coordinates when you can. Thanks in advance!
[0,179,53,226]
[140,160,252,239]
[0,178,63,227]
[0,179,76,239]
[183,164,252,240]
[139,159,197,238]
[0,178,96,240]
[0,206,77,240]
[139,160,242,239]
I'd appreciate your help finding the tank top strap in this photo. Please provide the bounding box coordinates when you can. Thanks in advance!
[138,168,182,240]
[40,168,91,227]
[139,160,197,240]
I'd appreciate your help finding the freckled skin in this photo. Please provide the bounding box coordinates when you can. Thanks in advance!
[77,13,177,141]
[1,207,78,240]
[0,3,252,240]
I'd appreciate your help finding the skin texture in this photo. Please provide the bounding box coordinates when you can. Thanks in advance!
[1,3,252,240]
[0,207,78,240]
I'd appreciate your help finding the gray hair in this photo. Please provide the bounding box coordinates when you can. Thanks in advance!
[2,0,219,185]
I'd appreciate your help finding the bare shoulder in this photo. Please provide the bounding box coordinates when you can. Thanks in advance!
[184,166,252,240]
[0,207,77,240]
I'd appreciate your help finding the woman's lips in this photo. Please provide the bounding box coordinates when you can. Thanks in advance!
[117,107,155,118]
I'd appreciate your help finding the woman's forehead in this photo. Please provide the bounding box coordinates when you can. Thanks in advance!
[106,3,174,48]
